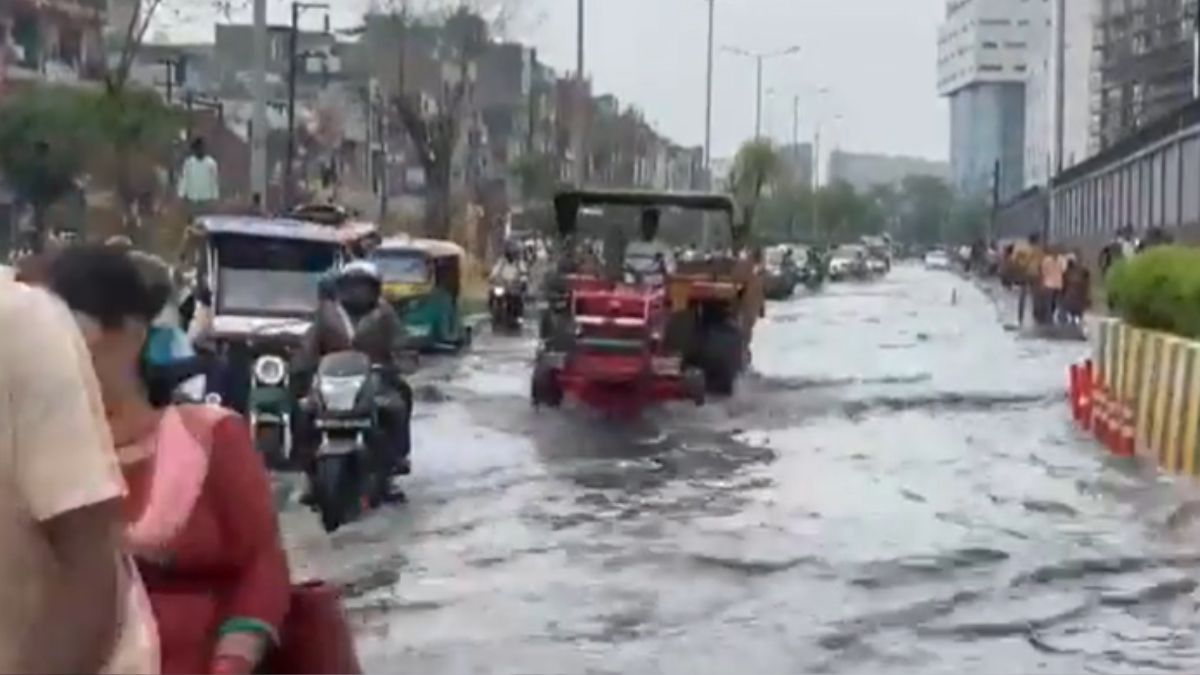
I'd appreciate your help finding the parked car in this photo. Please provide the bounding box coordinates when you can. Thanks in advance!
[924,250,951,270]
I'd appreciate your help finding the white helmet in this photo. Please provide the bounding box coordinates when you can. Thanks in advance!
[340,260,381,283]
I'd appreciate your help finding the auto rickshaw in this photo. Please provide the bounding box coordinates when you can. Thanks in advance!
[184,215,377,470]
[371,237,473,352]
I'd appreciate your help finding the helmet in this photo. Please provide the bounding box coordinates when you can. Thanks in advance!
[339,260,381,283]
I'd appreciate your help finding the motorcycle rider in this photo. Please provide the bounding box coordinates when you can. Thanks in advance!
[490,244,528,322]
[294,261,414,499]
[490,243,527,286]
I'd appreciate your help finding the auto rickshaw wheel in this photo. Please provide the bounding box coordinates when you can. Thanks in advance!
[254,422,289,471]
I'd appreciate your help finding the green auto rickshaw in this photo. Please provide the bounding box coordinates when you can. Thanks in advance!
[371,237,473,352]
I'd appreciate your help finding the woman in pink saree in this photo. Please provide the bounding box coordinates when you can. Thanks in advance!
[48,245,291,675]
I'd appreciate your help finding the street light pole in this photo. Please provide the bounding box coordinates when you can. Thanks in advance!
[754,56,764,139]
[791,94,799,153]
[704,0,714,182]
[722,45,800,143]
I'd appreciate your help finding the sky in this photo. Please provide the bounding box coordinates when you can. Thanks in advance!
[164,0,949,163]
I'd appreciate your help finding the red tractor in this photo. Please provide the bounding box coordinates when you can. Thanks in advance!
[531,189,748,416]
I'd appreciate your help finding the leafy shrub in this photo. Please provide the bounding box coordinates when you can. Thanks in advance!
[1106,246,1200,338]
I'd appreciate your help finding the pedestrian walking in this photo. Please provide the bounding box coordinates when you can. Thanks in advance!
[1061,253,1090,324]
[1040,247,1066,324]
[0,271,158,674]
[177,138,220,221]
[1011,233,1045,326]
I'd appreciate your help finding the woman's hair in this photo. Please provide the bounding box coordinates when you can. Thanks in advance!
[48,244,162,329]
[49,244,186,407]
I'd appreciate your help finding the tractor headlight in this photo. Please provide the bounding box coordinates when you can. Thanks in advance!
[253,355,287,386]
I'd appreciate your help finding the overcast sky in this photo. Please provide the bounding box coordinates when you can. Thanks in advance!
[168,0,949,162]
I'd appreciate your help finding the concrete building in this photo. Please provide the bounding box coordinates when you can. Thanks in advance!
[2,0,107,88]
[1092,0,1198,151]
[1023,0,1095,188]
[937,0,1050,200]
[827,151,950,191]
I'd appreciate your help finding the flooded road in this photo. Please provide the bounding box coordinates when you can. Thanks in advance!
[285,265,1200,674]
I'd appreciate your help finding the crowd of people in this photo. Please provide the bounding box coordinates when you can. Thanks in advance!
[0,243,308,675]
[999,234,1092,327]
[979,224,1174,329]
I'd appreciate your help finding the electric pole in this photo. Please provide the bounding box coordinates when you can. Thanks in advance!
[573,0,587,186]
[1193,3,1199,98]
[284,2,300,211]
[251,0,267,210]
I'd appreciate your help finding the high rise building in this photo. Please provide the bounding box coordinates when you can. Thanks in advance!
[1024,0,1095,188]
[937,0,1050,201]
[1091,0,1197,151]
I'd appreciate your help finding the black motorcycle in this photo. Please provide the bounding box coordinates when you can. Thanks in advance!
[489,279,526,332]
[301,350,407,533]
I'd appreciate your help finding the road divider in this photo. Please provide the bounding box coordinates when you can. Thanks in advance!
[1071,319,1200,473]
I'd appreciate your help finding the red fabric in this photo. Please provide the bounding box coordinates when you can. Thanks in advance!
[210,654,255,675]
[126,416,291,675]
[263,582,363,675]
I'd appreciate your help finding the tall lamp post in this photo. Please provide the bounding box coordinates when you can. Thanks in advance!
[721,44,800,140]
[704,0,715,185]
[284,1,329,211]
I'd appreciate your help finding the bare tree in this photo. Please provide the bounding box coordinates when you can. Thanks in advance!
[378,0,524,239]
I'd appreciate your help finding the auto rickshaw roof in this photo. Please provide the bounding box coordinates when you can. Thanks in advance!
[554,189,734,213]
[376,236,465,259]
[195,215,376,246]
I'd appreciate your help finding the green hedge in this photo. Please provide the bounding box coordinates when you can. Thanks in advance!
[1106,246,1200,338]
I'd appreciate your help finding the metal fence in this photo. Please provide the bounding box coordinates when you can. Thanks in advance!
[996,99,1200,246]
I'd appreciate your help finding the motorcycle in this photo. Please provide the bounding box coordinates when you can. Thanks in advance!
[301,350,400,533]
[489,277,527,331]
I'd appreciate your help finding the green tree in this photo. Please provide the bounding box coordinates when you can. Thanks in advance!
[729,139,782,244]
[895,175,955,246]
[0,88,98,251]
[93,88,181,243]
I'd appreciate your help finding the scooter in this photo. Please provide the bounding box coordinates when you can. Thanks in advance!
[301,350,400,533]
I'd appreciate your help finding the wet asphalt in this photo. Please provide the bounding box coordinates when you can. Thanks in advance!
[283,264,1200,675]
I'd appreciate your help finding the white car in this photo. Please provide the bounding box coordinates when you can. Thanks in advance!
[924,250,951,270]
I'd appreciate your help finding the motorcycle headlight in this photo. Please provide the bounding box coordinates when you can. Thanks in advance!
[253,355,287,386]
[317,376,363,412]
[493,287,506,297]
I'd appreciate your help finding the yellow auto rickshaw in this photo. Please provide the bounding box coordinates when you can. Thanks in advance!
[371,237,472,352]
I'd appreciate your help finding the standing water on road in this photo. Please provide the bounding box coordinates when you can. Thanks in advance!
[285,266,1200,674]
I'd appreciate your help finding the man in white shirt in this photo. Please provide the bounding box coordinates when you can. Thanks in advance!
[178,137,220,219]
[623,208,675,286]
